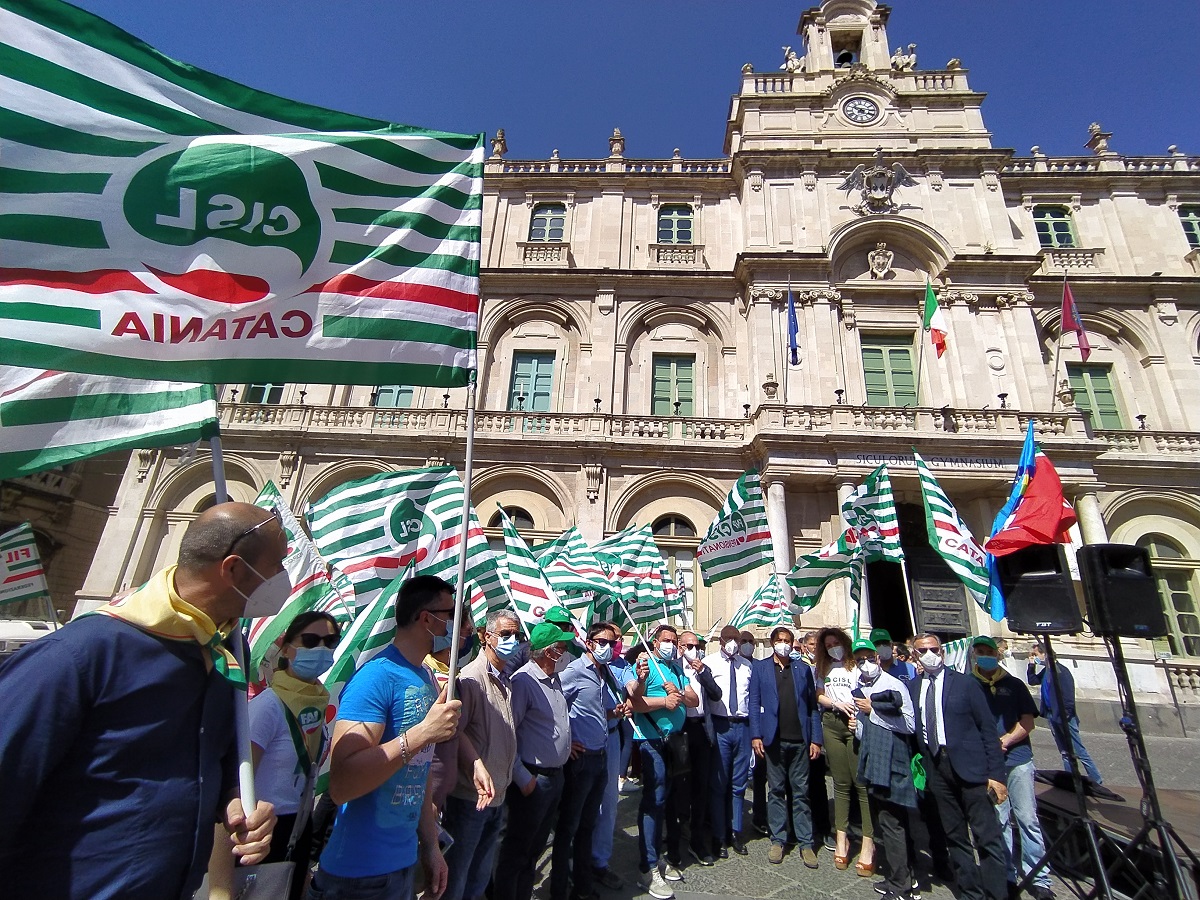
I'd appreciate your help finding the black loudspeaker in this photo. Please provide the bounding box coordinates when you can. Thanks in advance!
[1077,544,1168,638]
[999,544,1083,634]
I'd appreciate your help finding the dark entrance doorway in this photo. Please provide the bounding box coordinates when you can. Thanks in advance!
[865,501,972,642]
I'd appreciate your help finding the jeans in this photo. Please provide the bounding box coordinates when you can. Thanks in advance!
[637,739,683,871]
[1050,715,1104,784]
[591,726,622,869]
[998,760,1052,889]
[307,864,416,900]
[764,740,813,847]
[551,749,608,900]
[441,797,504,900]
[924,752,1008,900]
[494,768,565,900]
[710,717,751,845]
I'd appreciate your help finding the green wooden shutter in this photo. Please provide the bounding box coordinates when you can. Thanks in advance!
[1067,365,1123,429]
[862,337,916,407]
[245,383,284,404]
[375,384,413,408]
[652,355,695,415]
[510,352,555,411]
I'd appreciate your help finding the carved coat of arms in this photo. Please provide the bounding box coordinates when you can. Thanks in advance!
[838,148,919,216]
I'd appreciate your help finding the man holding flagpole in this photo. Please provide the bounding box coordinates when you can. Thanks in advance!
[0,502,283,900]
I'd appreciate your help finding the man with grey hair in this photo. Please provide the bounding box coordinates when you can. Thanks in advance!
[441,610,521,900]
[493,621,575,900]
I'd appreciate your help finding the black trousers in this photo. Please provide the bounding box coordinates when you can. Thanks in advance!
[872,798,913,894]
[807,751,831,840]
[683,717,714,853]
[923,752,1009,900]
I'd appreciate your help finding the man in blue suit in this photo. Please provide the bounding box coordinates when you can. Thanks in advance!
[749,625,823,868]
[908,633,1009,900]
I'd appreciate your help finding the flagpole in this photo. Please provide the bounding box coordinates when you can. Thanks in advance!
[784,273,792,406]
[915,287,928,408]
[446,371,478,703]
[615,594,668,683]
[897,556,919,635]
[1049,273,1067,412]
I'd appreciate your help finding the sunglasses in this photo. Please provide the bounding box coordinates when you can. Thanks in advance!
[679,642,700,650]
[297,632,339,649]
[222,510,282,558]
[592,638,617,647]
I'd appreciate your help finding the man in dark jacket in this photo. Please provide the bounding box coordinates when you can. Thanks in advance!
[749,625,823,868]
[908,633,1009,900]
[0,503,281,900]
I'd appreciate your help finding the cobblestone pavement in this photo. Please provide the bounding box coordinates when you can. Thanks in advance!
[527,727,1196,900]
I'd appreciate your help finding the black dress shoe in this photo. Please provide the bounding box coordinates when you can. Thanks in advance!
[717,845,729,860]
[1030,888,1056,900]
[731,834,748,856]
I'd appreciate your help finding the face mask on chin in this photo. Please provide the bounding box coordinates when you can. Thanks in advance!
[236,561,292,618]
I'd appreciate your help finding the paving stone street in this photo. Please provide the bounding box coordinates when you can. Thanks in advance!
[528,726,1197,900]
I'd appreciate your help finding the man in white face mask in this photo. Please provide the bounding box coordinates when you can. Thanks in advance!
[702,625,754,859]
[0,502,285,899]
[907,633,1009,900]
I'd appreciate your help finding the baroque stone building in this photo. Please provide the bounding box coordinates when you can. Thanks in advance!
[7,0,1199,730]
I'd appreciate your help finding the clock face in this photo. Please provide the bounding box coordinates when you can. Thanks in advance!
[843,97,880,124]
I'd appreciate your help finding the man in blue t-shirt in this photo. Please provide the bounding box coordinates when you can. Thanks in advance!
[625,625,699,900]
[311,575,463,900]
[972,637,1055,900]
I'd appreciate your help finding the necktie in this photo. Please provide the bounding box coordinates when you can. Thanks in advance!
[924,675,941,755]
[728,657,738,716]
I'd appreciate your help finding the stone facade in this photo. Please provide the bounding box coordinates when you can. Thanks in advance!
[7,0,1199,732]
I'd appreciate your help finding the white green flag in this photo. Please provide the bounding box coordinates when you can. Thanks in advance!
[913,450,990,610]
[593,525,676,626]
[785,529,866,613]
[245,480,353,679]
[0,365,216,479]
[0,0,483,387]
[536,527,614,601]
[496,505,560,629]
[729,574,789,629]
[841,465,904,564]
[696,471,774,586]
[306,465,507,611]
[0,521,49,606]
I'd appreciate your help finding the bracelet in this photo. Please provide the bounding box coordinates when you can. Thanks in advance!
[400,732,411,767]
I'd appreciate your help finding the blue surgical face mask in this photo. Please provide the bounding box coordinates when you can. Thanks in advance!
[976,656,1000,672]
[493,635,520,660]
[789,649,804,662]
[290,646,334,681]
[592,642,614,664]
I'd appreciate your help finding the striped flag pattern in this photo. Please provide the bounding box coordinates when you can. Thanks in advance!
[729,574,790,629]
[697,471,774,586]
[0,365,216,479]
[245,480,353,680]
[943,637,974,674]
[0,0,483,387]
[913,450,990,611]
[536,527,614,601]
[0,521,49,606]
[305,465,507,611]
[785,530,865,613]
[593,525,678,626]
[841,465,904,564]
[496,505,560,629]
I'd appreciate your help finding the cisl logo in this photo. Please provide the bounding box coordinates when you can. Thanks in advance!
[387,497,438,562]
[110,137,323,305]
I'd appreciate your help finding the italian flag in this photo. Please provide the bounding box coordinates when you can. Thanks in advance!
[922,282,948,358]
[0,365,217,479]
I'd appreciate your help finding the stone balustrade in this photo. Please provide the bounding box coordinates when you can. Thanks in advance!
[517,241,570,266]
[1041,247,1106,274]
[1162,660,1200,704]
[650,243,705,268]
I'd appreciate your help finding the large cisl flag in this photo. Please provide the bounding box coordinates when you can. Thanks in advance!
[0,0,484,387]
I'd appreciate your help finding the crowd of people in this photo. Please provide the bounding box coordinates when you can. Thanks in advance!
[0,502,1102,900]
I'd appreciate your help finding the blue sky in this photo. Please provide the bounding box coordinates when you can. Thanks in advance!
[73,0,1200,160]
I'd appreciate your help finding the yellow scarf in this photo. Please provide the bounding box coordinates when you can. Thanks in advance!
[270,668,329,768]
[98,565,245,688]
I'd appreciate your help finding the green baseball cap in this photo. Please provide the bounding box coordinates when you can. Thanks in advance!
[869,628,893,645]
[542,606,574,627]
[972,635,998,650]
[529,621,573,651]
[851,637,876,654]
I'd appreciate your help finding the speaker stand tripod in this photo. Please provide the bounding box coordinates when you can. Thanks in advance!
[1102,635,1198,900]
[1016,635,1130,900]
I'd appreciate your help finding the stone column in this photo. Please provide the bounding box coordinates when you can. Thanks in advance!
[765,478,792,577]
[1075,492,1109,544]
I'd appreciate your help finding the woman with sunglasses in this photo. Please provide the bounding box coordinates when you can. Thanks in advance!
[249,610,341,900]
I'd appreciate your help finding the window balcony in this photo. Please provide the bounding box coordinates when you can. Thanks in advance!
[649,243,705,269]
[1040,247,1106,275]
[517,241,571,267]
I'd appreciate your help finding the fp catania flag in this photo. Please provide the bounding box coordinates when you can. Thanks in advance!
[0,0,484,387]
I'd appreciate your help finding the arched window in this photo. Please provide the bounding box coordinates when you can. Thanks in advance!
[657,205,693,245]
[528,203,566,242]
[652,515,698,627]
[489,506,535,531]
[653,516,696,539]
[1033,205,1078,249]
[1138,534,1200,658]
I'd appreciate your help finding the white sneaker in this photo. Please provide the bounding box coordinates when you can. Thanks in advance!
[638,869,675,900]
[659,861,682,882]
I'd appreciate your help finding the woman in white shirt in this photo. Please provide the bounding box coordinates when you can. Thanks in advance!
[249,611,340,900]
[814,627,875,875]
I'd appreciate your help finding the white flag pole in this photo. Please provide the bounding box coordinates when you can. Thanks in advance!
[1049,271,1067,412]
[897,555,919,636]
[446,371,478,703]
[615,594,668,683]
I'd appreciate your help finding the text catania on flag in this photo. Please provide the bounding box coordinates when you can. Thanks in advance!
[0,0,483,387]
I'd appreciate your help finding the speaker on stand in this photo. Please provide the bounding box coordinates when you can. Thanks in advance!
[997,545,1083,635]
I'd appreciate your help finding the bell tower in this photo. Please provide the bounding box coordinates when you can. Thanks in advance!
[799,0,892,73]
